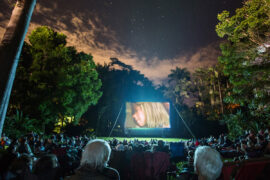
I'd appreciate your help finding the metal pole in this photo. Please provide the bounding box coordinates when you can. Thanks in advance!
[109,104,123,137]
[173,103,196,139]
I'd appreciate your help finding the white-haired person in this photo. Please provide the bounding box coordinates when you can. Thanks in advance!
[66,139,120,180]
[194,146,223,180]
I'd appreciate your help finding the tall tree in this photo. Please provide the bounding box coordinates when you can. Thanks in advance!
[6,26,102,133]
[163,67,199,137]
[165,67,191,106]
[0,0,36,136]
[192,65,230,121]
[216,0,270,133]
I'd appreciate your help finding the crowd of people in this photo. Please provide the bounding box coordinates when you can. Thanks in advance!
[186,129,270,161]
[0,129,270,180]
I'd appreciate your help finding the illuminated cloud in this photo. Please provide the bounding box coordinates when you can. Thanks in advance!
[111,43,220,85]
[0,0,220,85]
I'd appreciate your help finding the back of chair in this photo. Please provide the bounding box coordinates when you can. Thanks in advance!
[221,158,270,180]
[130,151,170,180]
[170,142,185,158]
[235,159,270,180]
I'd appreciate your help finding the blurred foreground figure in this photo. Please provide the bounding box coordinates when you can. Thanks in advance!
[66,139,119,180]
[194,146,223,180]
[33,154,60,180]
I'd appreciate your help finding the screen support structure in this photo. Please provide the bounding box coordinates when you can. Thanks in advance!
[173,103,196,139]
[109,104,123,137]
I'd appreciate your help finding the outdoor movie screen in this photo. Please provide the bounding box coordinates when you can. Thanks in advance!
[125,102,170,129]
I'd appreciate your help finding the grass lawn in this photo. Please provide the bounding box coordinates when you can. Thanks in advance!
[99,137,187,142]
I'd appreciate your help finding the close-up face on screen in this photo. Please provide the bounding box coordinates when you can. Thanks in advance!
[125,102,170,129]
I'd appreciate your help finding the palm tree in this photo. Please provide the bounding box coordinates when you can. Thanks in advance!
[166,67,191,105]
[168,67,190,83]
[0,0,36,136]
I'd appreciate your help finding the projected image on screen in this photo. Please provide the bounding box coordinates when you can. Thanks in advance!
[125,102,170,128]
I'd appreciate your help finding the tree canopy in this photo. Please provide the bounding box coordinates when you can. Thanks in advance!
[216,0,270,136]
[5,26,102,135]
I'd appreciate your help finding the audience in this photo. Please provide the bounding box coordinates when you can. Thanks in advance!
[1,128,270,179]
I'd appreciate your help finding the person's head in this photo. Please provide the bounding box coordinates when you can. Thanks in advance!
[247,140,254,148]
[134,144,144,152]
[9,154,33,173]
[257,135,264,143]
[32,154,59,180]
[80,139,111,169]
[194,146,223,180]
[188,150,194,157]
[33,154,59,174]
[19,137,26,144]
[236,144,241,151]
[158,140,164,147]
[132,102,169,128]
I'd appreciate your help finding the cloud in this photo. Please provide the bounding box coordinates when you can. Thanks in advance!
[0,1,220,85]
[0,12,4,19]
[97,42,220,85]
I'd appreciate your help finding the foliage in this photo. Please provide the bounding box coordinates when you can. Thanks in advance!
[216,0,270,45]
[163,67,201,137]
[8,26,102,132]
[3,110,42,138]
[176,161,189,172]
[192,64,230,121]
[221,111,245,139]
[221,109,267,139]
[164,67,191,106]
[216,0,270,136]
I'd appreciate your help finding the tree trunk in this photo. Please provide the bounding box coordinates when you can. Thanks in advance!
[0,0,36,136]
[197,86,202,101]
[212,74,217,105]
[210,88,215,106]
[217,77,224,114]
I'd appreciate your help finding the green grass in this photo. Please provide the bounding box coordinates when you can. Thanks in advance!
[99,137,186,142]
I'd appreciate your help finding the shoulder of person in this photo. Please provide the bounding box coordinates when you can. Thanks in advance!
[102,166,120,180]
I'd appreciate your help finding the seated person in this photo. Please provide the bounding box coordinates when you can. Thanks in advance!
[153,140,169,153]
[221,136,232,148]
[194,146,223,180]
[33,154,60,180]
[255,135,267,150]
[264,141,270,154]
[245,140,263,158]
[66,139,119,180]
[6,154,36,180]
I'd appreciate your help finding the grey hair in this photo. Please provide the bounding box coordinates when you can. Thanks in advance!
[194,146,223,180]
[80,139,111,169]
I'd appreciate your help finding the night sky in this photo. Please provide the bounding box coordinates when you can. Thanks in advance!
[0,0,244,84]
[101,0,243,59]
